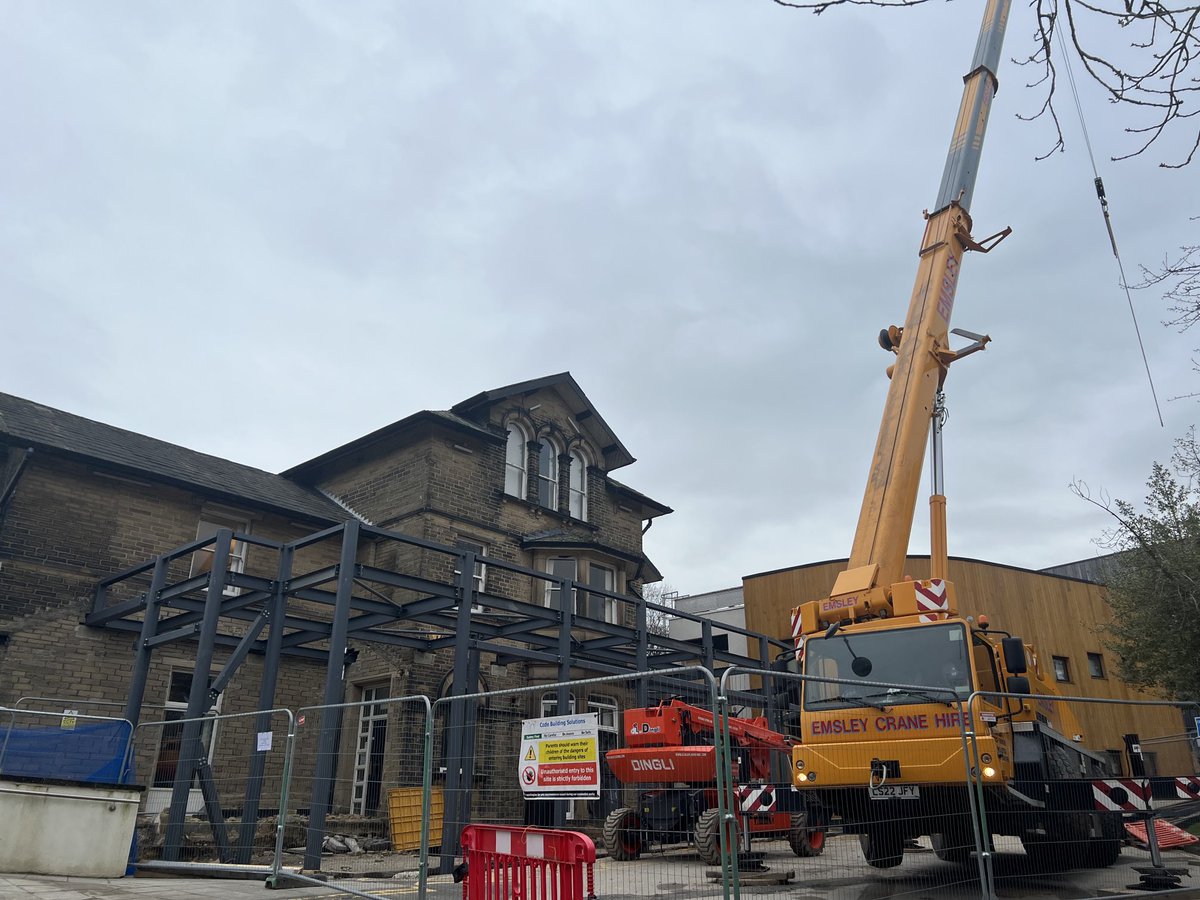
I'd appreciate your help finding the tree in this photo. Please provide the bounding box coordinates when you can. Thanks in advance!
[771,0,1200,168]
[1137,228,1200,335]
[639,582,683,639]
[1072,429,1200,699]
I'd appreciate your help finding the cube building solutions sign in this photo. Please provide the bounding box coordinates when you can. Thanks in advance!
[518,712,600,800]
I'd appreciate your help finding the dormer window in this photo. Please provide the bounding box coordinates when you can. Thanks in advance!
[537,437,559,509]
[504,422,529,498]
[568,449,588,521]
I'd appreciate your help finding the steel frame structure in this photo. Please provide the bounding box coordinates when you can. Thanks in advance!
[88,520,792,870]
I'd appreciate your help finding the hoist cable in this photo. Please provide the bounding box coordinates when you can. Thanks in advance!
[1055,19,1164,427]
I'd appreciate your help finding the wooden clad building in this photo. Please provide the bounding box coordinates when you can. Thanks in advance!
[743,556,1195,777]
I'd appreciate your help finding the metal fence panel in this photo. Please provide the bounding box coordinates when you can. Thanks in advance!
[131,707,295,878]
[717,667,984,900]
[283,695,433,897]
[967,690,1200,900]
[433,668,731,900]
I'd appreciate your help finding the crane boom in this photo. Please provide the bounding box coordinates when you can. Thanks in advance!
[844,0,1012,601]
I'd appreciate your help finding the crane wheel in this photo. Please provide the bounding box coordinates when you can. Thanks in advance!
[788,813,826,857]
[930,830,973,863]
[603,807,643,861]
[859,827,904,868]
[1082,810,1123,868]
[695,808,735,866]
[1021,746,1121,870]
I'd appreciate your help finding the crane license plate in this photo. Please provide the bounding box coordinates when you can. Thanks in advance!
[869,784,920,800]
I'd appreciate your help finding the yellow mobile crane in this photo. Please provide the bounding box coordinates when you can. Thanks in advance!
[789,0,1123,871]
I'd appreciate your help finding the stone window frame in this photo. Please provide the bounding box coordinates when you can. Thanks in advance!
[535,434,561,510]
[454,537,487,612]
[567,446,590,521]
[541,555,623,624]
[504,420,531,498]
[190,513,250,597]
[151,669,223,789]
[543,556,578,610]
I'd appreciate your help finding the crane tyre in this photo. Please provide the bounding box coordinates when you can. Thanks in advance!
[788,813,826,857]
[1082,810,1123,868]
[695,808,734,866]
[603,807,643,861]
[1021,746,1097,870]
[860,827,904,869]
[930,830,973,864]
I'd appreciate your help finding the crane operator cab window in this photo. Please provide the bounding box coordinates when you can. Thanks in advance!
[802,623,971,710]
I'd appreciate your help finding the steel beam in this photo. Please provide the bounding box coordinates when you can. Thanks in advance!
[208,610,269,696]
[144,622,202,649]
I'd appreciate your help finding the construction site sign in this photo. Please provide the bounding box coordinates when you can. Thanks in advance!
[518,712,600,800]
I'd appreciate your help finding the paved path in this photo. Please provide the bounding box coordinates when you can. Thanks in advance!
[0,873,455,899]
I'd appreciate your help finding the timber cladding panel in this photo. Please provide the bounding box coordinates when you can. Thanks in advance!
[744,556,1194,776]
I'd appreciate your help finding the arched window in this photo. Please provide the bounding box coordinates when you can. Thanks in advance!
[505,423,529,498]
[568,449,588,521]
[537,437,559,509]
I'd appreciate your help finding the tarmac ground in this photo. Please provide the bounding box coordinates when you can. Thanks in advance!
[6,835,1200,899]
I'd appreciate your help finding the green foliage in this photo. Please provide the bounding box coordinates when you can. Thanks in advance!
[1081,430,1200,700]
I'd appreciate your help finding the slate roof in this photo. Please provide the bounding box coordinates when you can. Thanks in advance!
[0,392,347,523]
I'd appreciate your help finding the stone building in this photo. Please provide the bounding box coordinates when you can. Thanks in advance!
[0,372,671,829]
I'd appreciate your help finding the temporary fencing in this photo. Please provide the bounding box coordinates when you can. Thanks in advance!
[966,690,1200,900]
[13,677,1200,900]
[433,668,737,900]
[130,707,295,878]
[282,694,433,897]
[0,706,134,784]
[718,666,982,899]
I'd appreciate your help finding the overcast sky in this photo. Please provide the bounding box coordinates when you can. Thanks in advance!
[3,1,1196,598]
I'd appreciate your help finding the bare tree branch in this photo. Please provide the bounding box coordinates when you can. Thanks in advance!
[771,0,1200,167]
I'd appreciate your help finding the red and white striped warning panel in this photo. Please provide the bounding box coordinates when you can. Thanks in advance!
[1093,778,1152,811]
[1175,776,1200,799]
[460,824,596,900]
[915,579,949,623]
[738,783,778,815]
[791,608,804,661]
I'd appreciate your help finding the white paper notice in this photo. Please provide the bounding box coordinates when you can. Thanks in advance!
[256,731,273,752]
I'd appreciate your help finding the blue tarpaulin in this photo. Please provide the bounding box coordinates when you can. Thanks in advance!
[0,719,133,785]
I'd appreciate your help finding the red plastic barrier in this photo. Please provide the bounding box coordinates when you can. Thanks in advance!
[460,825,597,900]
[1125,819,1200,851]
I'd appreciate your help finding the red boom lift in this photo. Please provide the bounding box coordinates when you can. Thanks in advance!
[602,699,825,864]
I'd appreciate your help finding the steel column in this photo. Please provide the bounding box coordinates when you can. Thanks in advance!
[553,577,574,828]
[123,555,168,727]
[163,530,232,860]
[303,522,360,871]
[636,595,649,707]
[237,543,293,862]
[438,550,478,875]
